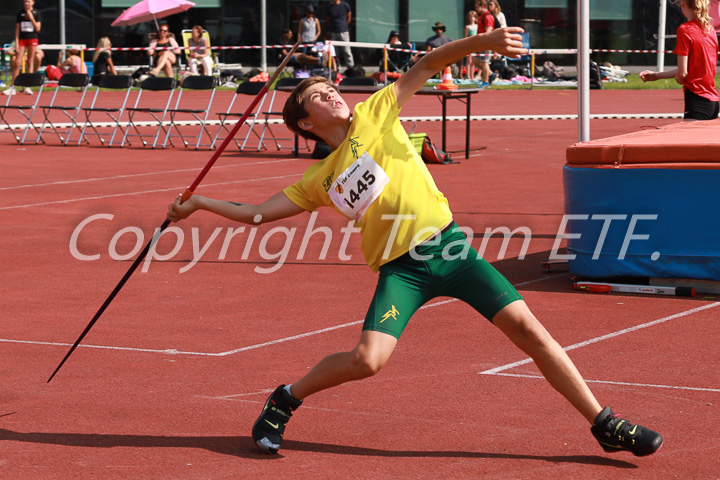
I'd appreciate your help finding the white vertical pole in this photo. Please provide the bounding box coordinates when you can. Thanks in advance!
[657,0,667,71]
[59,0,66,46]
[261,0,267,72]
[577,0,590,142]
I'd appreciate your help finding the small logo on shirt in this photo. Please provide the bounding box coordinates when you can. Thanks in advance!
[322,172,335,192]
[349,136,362,158]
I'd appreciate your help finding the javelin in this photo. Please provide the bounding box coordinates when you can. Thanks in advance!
[47,38,304,383]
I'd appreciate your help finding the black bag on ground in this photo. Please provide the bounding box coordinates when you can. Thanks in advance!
[543,61,565,81]
[344,65,366,78]
[238,67,263,81]
[589,61,604,89]
[492,59,518,80]
[131,66,150,80]
[220,69,244,84]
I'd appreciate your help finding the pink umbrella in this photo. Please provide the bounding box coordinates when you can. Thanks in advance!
[111,0,195,29]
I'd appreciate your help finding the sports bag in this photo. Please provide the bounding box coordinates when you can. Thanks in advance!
[409,133,453,165]
[421,135,453,164]
[45,64,64,81]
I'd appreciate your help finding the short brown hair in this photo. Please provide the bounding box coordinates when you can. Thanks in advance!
[282,76,339,143]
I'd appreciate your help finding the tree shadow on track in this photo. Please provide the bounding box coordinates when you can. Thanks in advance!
[0,428,637,468]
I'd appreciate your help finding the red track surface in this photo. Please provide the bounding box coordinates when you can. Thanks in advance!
[1,88,718,479]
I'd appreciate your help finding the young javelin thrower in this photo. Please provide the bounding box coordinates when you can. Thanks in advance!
[640,0,718,120]
[167,26,663,457]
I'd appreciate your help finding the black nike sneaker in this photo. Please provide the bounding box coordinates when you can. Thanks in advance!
[591,406,663,457]
[252,385,302,454]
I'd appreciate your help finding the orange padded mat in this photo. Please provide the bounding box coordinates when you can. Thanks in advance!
[566,119,720,168]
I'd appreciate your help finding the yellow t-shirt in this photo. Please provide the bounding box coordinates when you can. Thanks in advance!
[283,84,453,271]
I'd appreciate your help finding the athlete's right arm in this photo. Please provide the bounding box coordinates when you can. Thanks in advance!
[675,55,688,85]
[639,68,677,82]
[167,191,306,225]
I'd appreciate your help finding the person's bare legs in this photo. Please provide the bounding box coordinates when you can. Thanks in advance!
[479,59,491,83]
[33,49,43,72]
[295,53,320,66]
[12,46,25,79]
[4,48,22,94]
[251,329,397,453]
[492,300,602,424]
[151,51,176,77]
[26,45,37,73]
[466,55,475,80]
[289,301,602,416]
[289,330,398,399]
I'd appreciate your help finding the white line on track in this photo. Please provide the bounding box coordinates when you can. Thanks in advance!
[479,302,720,375]
[0,173,301,211]
[487,373,720,393]
[0,338,190,355]
[478,302,720,393]
[0,274,564,356]
[0,158,303,192]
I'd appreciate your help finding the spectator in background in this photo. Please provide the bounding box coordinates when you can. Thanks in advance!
[148,23,181,77]
[426,21,454,51]
[280,28,336,74]
[488,0,507,28]
[4,0,42,95]
[421,22,456,76]
[278,27,302,69]
[326,0,355,69]
[4,41,44,80]
[58,48,87,74]
[298,5,321,52]
[188,25,213,76]
[464,11,479,80]
[382,30,413,73]
[93,37,117,78]
[475,0,496,85]
[278,27,295,61]
[640,0,719,120]
[310,31,338,79]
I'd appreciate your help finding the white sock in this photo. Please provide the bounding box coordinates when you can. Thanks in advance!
[284,384,293,397]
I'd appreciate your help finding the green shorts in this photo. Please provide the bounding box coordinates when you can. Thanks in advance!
[363,222,523,339]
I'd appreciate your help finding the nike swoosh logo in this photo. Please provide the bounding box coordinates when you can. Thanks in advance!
[265,420,279,429]
[628,425,637,435]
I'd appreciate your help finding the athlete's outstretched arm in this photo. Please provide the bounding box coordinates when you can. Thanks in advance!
[393,27,526,108]
[639,68,678,82]
[167,191,306,225]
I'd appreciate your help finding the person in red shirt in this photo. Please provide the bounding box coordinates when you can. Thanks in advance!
[640,0,719,120]
[474,0,497,85]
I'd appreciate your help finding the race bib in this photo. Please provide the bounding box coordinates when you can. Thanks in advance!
[328,152,389,221]
[21,21,34,33]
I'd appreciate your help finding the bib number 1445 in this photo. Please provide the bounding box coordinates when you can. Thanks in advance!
[345,171,376,208]
[329,152,389,221]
